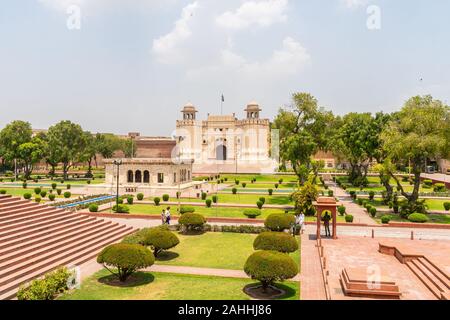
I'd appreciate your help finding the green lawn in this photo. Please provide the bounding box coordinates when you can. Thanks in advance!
[153,232,300,270]
[219,174,298,183]
[356,198,449,211]
[59,270,299,300]
[0,187,78,199]
[159,194,294,206]
[375,213,450,224]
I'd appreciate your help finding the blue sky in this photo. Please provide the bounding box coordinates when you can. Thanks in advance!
[0,0,449,136]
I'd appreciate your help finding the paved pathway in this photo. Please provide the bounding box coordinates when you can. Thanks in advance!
[299,232,327,300]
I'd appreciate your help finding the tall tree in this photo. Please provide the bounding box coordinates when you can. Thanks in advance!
[17,136,46,179]
[381,95,449,213]
[121,138,137,158]
[96,133,123,159]
[46,121,86,180]
[79,132,98,178]
[0,121,33,168]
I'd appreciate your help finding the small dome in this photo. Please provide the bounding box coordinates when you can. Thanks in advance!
[182,102,197,112]
[245,101,261,111]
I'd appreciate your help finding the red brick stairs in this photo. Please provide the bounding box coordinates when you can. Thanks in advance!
[0,194,136,300]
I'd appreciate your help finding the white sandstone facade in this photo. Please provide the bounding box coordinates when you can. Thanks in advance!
[176,102,278,174]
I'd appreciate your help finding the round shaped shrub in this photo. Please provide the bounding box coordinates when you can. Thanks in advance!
[369,206,377,218]
[201,192,207,200]
[180,206,195,214]
[112,204,130,214]
[259,197,266,205]
[23,193,32,200]
[89,204,99,212]
[178,213,206,232]
[34,187,41,195]
[337,205,346,216]
[117,197,124,204]
[142,228,180,257]
[268,189,273,196]
[56,188,62,195]
[279,179,283,184]
[22,182,27,189]
[232,188,237,195]
[212,195,218,204]
[51,183,57,190]
[40,191,47,198]
[235,180,240,185]
[0,190,6,195]
[162,194,169,202]
[408,213,429,223]
[328,190,334,197]
[48,194,56,201]
[444,202,450,211]
[369,191,375,200]
[253,232,298,253]
[244,250,298,291]
[63,192,71,199]
[205,199,212,208]
[137,193,144,201]
[357,198,363,206]
[35,197,41,203]
[345,215,354,223]
[244,209,262,219]
[127,196,134,205]
[242,182,247,188]
[66,184,71,190]
[256,200,264,209]
[264,214,295,232]
[381,215,391,224]
[274,183,279,189]
[97,243,154,282]
[153,197,161,206]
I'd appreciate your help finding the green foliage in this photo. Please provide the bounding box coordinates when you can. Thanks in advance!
[212,195,218,203]
[89,204,99,212]
[141,228,180,257]
[368,206,377,218]
[22,182,27,189]
[268,189,273,196]
[337,205,346,216]
[24,193,32,200]
[433,183,446,192]
[56,188,62,195]
[345,215,354,223]
[97,243,155,282]
[137,193,144,201]
[275,183,279,189]
[35,197,41,203]
[253,232,298,253]
[63,191,71,199]
[48,194,56,201]
[162,194,170,202]
[327,190,334,197]
[381,215,391,224]
[244,250,298,290]
[291,181,318,216]
[66,184,71,190]
[112,204,130,214]
[235,180,240,185]
[243,209,262,219]
[51,183,57,190]
[17,267,72,300]
[34,187,41,195]
[369,191,375,200]
[178,213,206,232]
[422,179,433,187]
[232,188,237,195]
[242,182,247,188]
[444,202,450,211]
[264,214,295,232]
[205,199,212,208]
[127,196,134,205]
[201,192,207,200]
[153,197,161,206]
[40,191,47,198]
[179,206,195,214]
[259,197,266,205]
[408,213,429,223]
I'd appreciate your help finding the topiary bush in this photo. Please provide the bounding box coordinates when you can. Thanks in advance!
[253,232,298,253]
[178,213,206,233]
[369,191,375,200]
[264,214,295,232]
[212,195,218,204]
[35,197,41,203]
[422,179,433,188]
[34,187,41,195]
[381,215,391,224]
[63,192,71,199]
[328,190,334,197]
[433,183,446,192]
[444,202,450,211]
[48,194,56,201]
[153,197,161,206]
[40,191,47,198]
[179,206,196,214]
[24,193,32,200]
[345,215,354,223]
[235,180,240,185]
[51,183,57,190]
[242,182,247,188]
[66,184,71,190]
[112,204,130,214]
[274,183,279,189]
[22,182,27,189]
[0,190,6,194]
[232,188,237,195]
[368,206,377,218]
[89,204,99,212]
[408,213,429,223]
[137,193,144,201]
[205,199,212,208]
[97,243,154,282]
[259,197,266,205]
[162,194,169,202]
[201,192,207,200]
[127,196,134,205]
[268,189,273,196]
[244,250,298,292]
[141,228,180,257]
[56,188,62,195]
[256,200,264,209]
[337,205,346,216]
[244,209,262,219]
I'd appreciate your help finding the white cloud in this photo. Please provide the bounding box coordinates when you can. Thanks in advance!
[188,36,310,79]
[216,0,288,30]
[37,0,178,13]
[340,0,369,9]
[152,2,199,64]
[38,0,86,12]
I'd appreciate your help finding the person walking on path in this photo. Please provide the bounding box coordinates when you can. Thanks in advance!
[323,212,332,237]
[298,213,305,235]
[165,207,171,225]
[161,209,166,225]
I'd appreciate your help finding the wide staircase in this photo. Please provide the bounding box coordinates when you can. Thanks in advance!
[379,243,450,300]
[0,194,135,300]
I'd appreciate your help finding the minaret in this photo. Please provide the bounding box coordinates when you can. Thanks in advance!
[245,101,261,119]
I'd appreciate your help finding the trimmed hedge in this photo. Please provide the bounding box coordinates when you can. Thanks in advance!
[34,187,41,195]
[205,199,212,208]
[24,193,32,200]
[137,193,144,201]
[253,232,298,253]
[337,205,346,216]
[112,204,130,214]
[243,209,262,219]
[17,267,73,300]
[256,200,264,209]
[142,228,180,257]
[180,206,196,214]
[345,215,354,223]
[408,213,429,223]
[63,192,71,199]
[381,215,391,224]
[48,194,56,201]
[89,204,99,212]
[153,197,161,206]
[268,189,273,196]
[162,194,170,202]
[97,243,154,282]
[244,250,298,290]
[444,202,450,211]
[178,213,206,232]
[264,214,295,232]
[368,206,377,218]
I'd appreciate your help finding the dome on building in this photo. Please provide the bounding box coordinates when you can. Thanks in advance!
[245,101,261,111]
[182,102,197,112]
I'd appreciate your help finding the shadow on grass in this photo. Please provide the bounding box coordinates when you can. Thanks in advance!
[244,282,297,300]
[156,251,180,261]
[98,272,154,288]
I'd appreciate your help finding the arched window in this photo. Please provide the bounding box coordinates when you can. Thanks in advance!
[188,170,191,181]
[127,170,134,183]
[143,171,150,183]
[135,170,142,183]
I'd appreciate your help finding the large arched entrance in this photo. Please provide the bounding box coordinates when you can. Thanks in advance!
[216,144,227,161]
